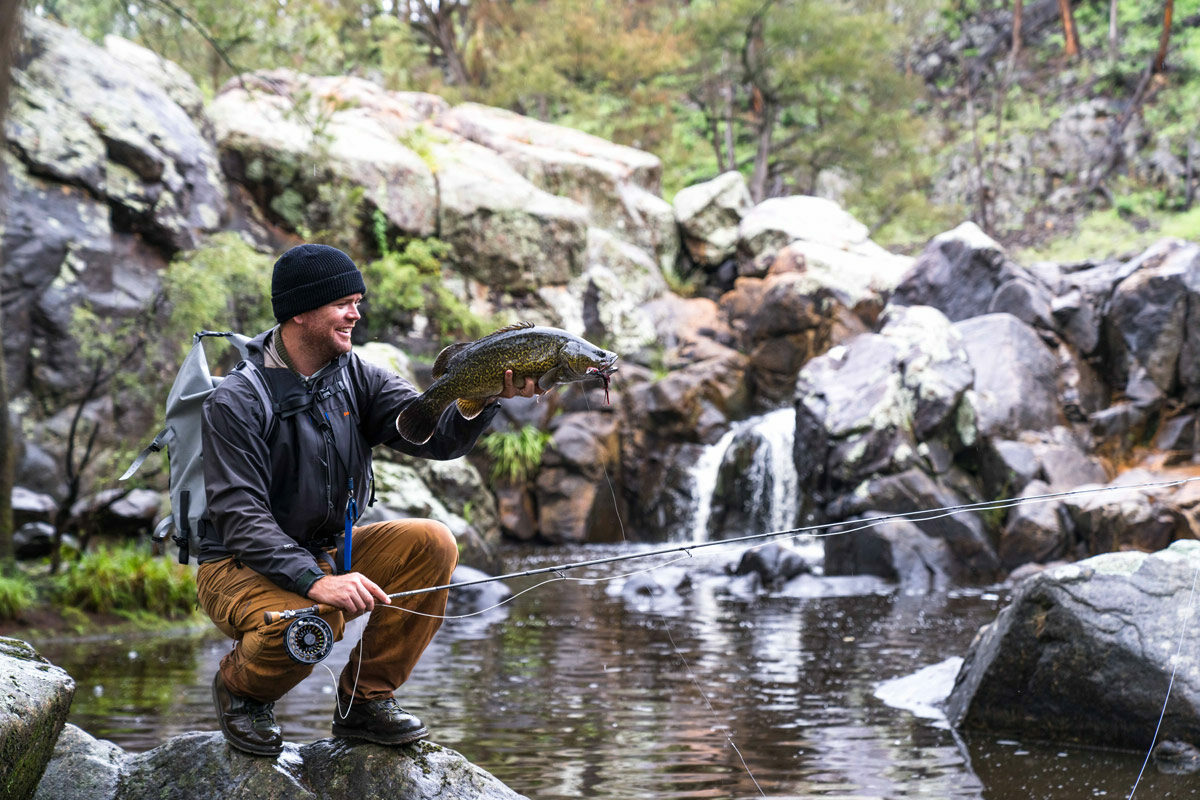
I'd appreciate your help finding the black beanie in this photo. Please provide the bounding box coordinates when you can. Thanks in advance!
[271,244,367,322]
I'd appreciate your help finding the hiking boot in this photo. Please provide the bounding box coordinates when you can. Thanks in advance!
[332,694,428,745]
[211,672,283,756]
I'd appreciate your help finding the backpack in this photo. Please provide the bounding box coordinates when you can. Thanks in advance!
[120,331,274,564]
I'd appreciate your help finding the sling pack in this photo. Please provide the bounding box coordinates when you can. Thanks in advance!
[120,331,274,564]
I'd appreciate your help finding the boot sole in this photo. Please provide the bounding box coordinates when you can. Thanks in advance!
[331,723,429,746]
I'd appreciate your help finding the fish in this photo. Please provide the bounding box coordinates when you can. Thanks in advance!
[396,322,619,444]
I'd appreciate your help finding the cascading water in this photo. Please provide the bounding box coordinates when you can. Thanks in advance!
[685,407,801,543]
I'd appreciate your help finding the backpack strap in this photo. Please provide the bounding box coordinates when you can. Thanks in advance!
[119,427,169,481]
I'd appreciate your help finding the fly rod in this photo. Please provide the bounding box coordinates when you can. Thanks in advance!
[263,475,1199,625]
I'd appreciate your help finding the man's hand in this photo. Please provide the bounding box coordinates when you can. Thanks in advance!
[495,369,542,400]
[307,572,390,614]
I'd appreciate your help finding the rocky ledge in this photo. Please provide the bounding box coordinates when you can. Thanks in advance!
[0,636,526,800]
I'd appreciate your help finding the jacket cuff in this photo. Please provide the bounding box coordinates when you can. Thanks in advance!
[295,568,325,597]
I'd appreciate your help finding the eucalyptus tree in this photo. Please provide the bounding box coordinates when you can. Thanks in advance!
[679,0,931,210]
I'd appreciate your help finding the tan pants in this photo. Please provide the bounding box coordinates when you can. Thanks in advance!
[196,519,458,703]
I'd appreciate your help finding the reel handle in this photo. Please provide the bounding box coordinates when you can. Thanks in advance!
[263,603,333,624]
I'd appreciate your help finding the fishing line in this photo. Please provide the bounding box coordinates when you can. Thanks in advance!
[1127,562,1200,799]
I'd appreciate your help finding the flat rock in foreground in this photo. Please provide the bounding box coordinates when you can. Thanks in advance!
[946,540,1200,750]
[36,724,528,800]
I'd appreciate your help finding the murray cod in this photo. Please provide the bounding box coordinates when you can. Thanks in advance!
[396,322,619,444]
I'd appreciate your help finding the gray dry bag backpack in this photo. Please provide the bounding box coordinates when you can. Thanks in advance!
[120,331,273,564]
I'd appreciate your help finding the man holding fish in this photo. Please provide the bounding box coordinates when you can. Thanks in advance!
[197,243,617,756]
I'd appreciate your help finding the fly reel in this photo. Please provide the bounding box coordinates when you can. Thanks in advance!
[283,614,334,664]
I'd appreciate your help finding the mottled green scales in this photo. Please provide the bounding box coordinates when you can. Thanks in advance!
[396,322,618,444]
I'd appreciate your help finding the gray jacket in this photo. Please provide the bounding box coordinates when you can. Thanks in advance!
[198,330,497,595]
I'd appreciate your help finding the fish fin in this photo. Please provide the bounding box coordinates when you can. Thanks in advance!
[456,397,488,419]
[396,395,442,444]
[536,367,561,392]
[470,321,535,347]
[431,342,472,380]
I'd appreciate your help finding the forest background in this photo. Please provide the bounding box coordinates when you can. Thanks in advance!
[35,0,1200,257]
[2,0,1200,620]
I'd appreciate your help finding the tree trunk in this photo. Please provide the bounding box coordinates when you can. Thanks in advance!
[1057,0,1080,57]
[749,92,777,203]
[0,0,22,574]
[1153,0,1174,73]
[1108,0,1119,61]
[1011,0,1023,59]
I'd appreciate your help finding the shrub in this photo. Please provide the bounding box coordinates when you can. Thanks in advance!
[481,425,553,484]
[51,544,196,620]
[0,573,37,621]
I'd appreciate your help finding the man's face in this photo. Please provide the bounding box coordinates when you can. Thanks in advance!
[294,293,362,363]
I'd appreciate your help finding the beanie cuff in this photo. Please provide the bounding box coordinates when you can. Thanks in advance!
[272,267,366,322]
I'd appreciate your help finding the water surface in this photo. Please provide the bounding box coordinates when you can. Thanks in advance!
[28,545,1196,799]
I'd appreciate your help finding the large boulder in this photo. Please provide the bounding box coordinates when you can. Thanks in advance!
[209,70,439,239]
[35,726,527,800]
[1104,239,1200,406]
[674,171,752,268]
[3,17,224,399]
[534,411,623,544]
[953,313,1063,438]
[891,222,1053,325]
[434,103,677,272]
[1,638,76,800]
[946,541,1200,750]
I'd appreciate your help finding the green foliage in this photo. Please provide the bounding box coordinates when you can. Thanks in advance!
[361,210,491,343]
[161,233,275,351]
[50,543,196,619]
[481,425,553,484]
[0,573,37,620]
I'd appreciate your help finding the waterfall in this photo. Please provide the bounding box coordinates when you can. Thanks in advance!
[684,407,799,543]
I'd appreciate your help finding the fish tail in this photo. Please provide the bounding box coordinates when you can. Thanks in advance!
[396,393,444,445]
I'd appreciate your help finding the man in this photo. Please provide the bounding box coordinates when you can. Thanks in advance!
[197,243,536,756]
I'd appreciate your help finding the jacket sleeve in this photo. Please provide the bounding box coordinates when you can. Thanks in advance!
[202,374,325,596]
[353,357,500,459]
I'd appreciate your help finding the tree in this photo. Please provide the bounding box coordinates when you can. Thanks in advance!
[1057,0,1080,57]
[0,0,23,573]
[681,0,928,205]
[1153,0,1174,74]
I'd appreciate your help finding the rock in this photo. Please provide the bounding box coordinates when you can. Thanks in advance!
[210,70,439,240]
[70,488,161,540]
[673,171,752,267]
[1060,471,1186,557]
[447,565,512,616]
[978,439,1040,499]
[1104,239,1200,405]
[946,541,1200,750]
[534,412,623,544]
[998,480,1070,569]
[874,657,964,721]
[1152,740,1200,774]
[37,727,527,800]
[706,410,799,540]
[823,516,955,594]
[13,522,58,560]
[732,543,809,586]
[954,313,1062,438]
[892,223,1052,324]
[11,487,56,528]
[832,469,999,581]
[434,103,677,273]
[32,724,122,800]
[1,637,76,800]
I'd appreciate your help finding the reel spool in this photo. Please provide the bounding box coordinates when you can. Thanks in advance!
[283,614,334,664]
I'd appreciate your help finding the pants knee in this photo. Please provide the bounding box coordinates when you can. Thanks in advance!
[425,520,459,571]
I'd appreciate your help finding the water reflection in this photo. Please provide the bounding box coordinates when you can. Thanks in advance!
[24,546,1200,799]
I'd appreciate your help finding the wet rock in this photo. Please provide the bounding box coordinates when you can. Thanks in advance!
[1059,471,1186,557]
[38,727,527,800]
[1104,240,1200,405]
[1152,740,1200,774]
[706,411,797,541]
[954,313,1062,438]
[11,487,56,528]
[447,565,512,616]
[823,516,955,594]
[947,541,1200,750]
[777,573,894,598]
[1,637,76,800]
[13,522,58,560]
[978,439,1040,499]
[998,480,1070,569]
[732,543,809,587]
[833,469,999,582]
